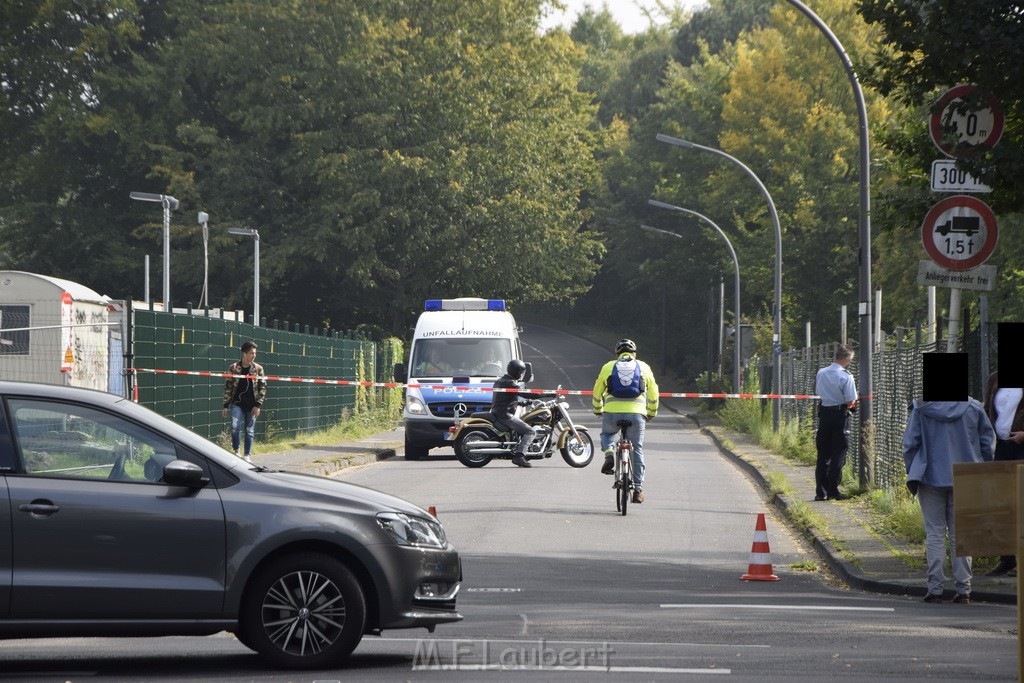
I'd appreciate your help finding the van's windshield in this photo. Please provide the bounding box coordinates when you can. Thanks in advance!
[410,339,512,377]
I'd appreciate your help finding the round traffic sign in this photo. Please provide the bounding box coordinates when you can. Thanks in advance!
[929,84,1005,158]
[921,195,998,271]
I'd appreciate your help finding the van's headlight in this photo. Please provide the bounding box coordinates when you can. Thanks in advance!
[377,512,447,548]
[407,396,427,415]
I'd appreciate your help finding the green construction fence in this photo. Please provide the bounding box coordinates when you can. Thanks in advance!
[130,307,402,444]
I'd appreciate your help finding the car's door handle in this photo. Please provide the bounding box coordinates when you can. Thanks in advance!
[19,501,60,516]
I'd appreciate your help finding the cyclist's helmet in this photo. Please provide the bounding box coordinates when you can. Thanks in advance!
[615,339,637,355]
[507,359,527,380]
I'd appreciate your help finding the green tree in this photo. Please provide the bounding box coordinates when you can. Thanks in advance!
[0,1,155,291]
[0,0,605,334]
[858,0,1024,325]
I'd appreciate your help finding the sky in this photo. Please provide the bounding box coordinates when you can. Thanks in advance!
[540,0,709,34]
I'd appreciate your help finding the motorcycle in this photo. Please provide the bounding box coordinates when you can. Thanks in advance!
[446,391,595,468]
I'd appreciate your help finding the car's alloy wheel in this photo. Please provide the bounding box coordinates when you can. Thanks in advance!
[242,553,366,669]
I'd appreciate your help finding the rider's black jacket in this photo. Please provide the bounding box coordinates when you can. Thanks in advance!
[491,374,523,418]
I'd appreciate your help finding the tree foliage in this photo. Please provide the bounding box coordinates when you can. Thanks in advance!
[858,0,1024,324]
[0,0,604,334]
[4,0,1021,383]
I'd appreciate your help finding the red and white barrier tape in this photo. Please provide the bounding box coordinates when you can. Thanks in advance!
[129,367,819,400]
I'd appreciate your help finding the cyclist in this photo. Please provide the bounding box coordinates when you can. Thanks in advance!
[491,359,536,468]
[592,339,659,503]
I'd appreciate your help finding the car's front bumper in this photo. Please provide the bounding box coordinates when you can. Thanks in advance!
[369,543,463,631]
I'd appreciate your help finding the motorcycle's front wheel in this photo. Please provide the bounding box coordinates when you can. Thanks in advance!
[454,427,497,468]
[559,429,595,468]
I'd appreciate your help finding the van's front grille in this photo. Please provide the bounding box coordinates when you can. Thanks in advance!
[429,401,491,419]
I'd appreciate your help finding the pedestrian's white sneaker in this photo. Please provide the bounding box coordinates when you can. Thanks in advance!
[243,455,253,464]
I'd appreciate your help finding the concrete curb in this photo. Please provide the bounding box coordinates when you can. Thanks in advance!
[688,411,1016,605]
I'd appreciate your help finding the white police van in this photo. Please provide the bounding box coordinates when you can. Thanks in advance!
[394,298,522,459]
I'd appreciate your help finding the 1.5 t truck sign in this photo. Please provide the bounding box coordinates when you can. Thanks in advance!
[921,195,998,271]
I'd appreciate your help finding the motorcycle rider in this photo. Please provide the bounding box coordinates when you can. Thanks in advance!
[491,359,536,468]
[593,339,660,503]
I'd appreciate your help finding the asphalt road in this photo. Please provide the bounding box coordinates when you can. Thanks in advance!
[0,323,1017,681]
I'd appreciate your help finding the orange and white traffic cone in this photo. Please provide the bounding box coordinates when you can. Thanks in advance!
[740,512,780,581]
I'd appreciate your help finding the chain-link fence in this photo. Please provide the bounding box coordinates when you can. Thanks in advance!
[751,323,996,490]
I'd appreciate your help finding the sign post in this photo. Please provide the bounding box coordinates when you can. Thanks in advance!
[921,194,998,351]
[926,85,1003,352]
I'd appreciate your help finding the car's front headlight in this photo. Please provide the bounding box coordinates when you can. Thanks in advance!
[377,512,447,548]
[407,395,427,415]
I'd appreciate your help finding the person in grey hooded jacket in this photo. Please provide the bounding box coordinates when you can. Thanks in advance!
[903,398,995,603]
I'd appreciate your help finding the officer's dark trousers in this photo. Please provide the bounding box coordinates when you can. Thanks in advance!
[815,405,850,498]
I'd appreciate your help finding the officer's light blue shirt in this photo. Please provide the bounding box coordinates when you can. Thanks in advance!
[815,363,857,407]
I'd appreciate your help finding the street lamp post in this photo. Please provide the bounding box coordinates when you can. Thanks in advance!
[782,0,873,488]
[130,191,179,310]
[198,212,210,309]
[227,228,260,326]
[644,200,741,394]
[656,133,783,430]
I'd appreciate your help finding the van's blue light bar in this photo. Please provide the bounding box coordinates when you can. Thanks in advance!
[424,299,506,312]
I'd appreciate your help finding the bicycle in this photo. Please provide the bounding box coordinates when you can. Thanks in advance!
[613,419,634,516]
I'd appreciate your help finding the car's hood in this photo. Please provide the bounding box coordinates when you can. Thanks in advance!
[255,469,428,516]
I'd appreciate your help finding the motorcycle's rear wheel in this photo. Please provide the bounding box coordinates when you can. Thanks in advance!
[454,428,497,468]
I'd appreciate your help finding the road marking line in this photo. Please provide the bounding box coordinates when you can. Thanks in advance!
[661,603,894,612]
[413,664,730,674]
[466,587,522,592]
[377,636,769,649]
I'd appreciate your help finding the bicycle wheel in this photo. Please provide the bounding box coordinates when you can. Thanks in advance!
[619,473,629,516]
[614,448,623,512]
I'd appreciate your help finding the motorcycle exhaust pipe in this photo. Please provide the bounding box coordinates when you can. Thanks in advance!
[464,441,509,449]
[463,448,514,455]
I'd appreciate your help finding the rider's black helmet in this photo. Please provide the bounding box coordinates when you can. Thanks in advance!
[615,339,637,355]
[507,359,527,380]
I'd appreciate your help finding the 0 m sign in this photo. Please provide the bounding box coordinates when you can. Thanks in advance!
[921,195,998,271]
[929,85,1005,158]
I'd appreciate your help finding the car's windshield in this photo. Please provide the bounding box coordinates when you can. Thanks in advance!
[410,339,511,377]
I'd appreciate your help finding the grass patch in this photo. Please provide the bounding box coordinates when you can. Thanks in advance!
[719,399,815,466]
[765,470,793,498]
[790,561,818,572]
[865,486,924,544]
[785,500,832,540]
[250,407,400,455]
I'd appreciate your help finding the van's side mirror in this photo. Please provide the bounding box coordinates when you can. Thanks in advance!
[393,362,407,383]
[523,362,533,384]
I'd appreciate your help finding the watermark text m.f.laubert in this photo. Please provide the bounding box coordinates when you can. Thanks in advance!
[412,639,615,670]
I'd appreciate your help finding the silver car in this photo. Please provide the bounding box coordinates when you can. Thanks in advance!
[0,381,462,669]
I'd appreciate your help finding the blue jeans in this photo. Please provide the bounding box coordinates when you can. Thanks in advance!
[918,484,971,596]
[600,413,646,490]
[229,404,257,456]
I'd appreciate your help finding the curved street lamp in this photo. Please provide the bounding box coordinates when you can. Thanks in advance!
[656,133,782,430]
[781,0,873,488]
[644,199,741,394]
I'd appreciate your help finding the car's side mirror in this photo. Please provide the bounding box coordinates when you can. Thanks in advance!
[393,362,407,383]
[162,460,208,488]
[523,362,533,384]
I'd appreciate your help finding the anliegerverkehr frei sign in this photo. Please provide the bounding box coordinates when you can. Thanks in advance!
[917,261,995,291]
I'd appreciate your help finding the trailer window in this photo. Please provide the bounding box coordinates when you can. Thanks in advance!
[0,305,29,355]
